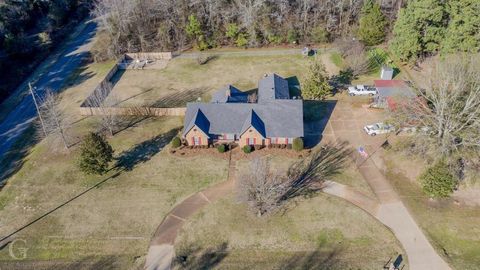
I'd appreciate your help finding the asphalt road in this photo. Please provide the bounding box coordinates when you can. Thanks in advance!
[0,21,96,171]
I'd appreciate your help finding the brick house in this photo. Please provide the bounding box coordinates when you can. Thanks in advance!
[182,74,304,147]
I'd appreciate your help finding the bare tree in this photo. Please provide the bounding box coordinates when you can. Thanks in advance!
[392,55,480,175]
[237,143,350,216]
[88,82,121,136]
[236,157,288,216]
[344,43,371,76]
[38,89,70,149]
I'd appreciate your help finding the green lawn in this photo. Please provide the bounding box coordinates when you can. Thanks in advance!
[384,152,480,270]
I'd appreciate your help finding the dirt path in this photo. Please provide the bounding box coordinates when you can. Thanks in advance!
[319,53,340,76]
[144,157,236,270]
[176,48,334,59]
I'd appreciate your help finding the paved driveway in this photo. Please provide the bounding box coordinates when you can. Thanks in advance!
[322,97,451,270]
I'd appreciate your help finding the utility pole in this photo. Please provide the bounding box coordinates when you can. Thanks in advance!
[29,83,47,137]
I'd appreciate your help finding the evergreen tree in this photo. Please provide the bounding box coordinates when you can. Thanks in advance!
[302,58,332,100]
[420,160,457,198]
[186,15,208,50]
[78,132,114,175]
[358,0,387,46]
[441,0,480,53]
[185,15,202,38]
[390,0,446,62]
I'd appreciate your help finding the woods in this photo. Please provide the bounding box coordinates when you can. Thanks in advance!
[91,0,401,58]
[390,0,480,62]
[0,0,91,105]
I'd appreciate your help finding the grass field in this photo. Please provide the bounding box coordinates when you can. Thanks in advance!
[0,49,402,269]
[384,152,480,270]
[0,59,229,268]
[106,54,310,107]
[175,154,403,269]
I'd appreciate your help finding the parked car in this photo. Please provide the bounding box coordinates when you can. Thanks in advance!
[363,122,395,136]
[348,85,377,96]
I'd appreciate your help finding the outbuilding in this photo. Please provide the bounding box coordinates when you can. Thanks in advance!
[373,80,416,110]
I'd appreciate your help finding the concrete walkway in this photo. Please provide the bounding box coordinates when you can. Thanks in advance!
[144,158,236,270]
[357,156,451,270]
[320,99,451,270]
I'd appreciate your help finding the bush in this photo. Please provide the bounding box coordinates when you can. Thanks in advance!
[217,144,226,153]
[311,26,330,43]
[420,161,457,198]
[292,138,304,151]
[235,33,248,48]
[287,29,299,44]
[78,132,114,175]
[171,137,181,148]
[243,145,252,154]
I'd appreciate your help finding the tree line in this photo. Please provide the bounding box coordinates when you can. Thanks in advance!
[391,0,480,62]
[91,0,479,64]
[0,0,91,105]
[91,0,403,60]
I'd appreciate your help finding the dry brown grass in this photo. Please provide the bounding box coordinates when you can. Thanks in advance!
[175,192,404,269]
[105,55,310,107]
[0,61,229,267]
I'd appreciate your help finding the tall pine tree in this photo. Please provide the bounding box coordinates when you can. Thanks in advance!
[390,0,446,62]
[358,0,387,46]
[441,0,480,53]
[302,57,332,100]
[78,132,114,175]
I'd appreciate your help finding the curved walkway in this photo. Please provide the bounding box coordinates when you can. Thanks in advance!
[144,159,236,270]
[145,145,450,269]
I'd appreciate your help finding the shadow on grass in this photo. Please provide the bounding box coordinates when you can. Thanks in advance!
[61,55,96,91]
[303,100,336,148]
[0,124,41,186]
[174,242,229,270]
[283,141,351,200]
[116,128,180,171]
[280,246,344,270]
[151,88,207,108]
[0,255,122,270]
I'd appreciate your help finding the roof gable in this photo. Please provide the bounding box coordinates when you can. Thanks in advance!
[211,85,248,103]
[183,109,210,137]
[240,110,266,137]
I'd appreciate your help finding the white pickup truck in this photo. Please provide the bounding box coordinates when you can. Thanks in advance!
[348,85,377,96]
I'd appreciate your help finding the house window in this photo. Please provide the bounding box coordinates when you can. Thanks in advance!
[248,138,255,145]
[287,138,293,144]
[193,136,201,145]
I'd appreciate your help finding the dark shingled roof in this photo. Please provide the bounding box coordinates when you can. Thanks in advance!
[183,74,303,139]
[211,85,248,103]
[182,100,303,138]
[258,73,290,102]
[240,110,266,137]
[184,108,210,138]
